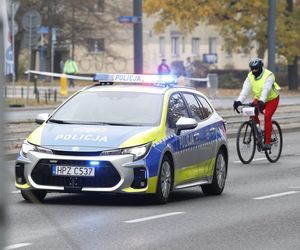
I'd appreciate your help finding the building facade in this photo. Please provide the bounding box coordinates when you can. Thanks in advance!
[33,0,257,75]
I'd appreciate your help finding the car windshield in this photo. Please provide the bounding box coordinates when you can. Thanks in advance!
[50,91,163,126]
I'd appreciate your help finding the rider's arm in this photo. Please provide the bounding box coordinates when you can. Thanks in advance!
[259,74,274,102]
[237,77,251,103]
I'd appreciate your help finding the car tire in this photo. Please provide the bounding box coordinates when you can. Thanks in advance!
[21,190,47,203]
[201,149,227,195]
[154,156,173,204]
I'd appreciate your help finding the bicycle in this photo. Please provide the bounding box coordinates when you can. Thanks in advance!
[235,103,283,164]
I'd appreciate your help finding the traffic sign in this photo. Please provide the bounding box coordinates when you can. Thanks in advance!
[118,16,141,24]
[22,10,41,31]
[37,26,48,34]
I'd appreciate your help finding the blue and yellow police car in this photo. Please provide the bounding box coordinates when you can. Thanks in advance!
[15,73,228,204]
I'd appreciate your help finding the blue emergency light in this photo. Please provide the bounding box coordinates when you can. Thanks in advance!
[89,161,100,166]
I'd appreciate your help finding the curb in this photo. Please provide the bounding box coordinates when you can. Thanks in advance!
[5,126,300,162]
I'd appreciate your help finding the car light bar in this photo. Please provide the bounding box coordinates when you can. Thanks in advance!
[93,73,177,85]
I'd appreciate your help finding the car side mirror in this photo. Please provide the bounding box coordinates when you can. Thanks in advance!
[35,113,49,124]
[175,117,198,135]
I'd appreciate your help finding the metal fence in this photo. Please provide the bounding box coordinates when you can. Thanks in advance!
[183,73,219,97]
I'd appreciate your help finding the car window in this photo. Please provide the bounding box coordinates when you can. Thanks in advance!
[50,91,163,126]
[196,95,214,119]
[182,93,205,121]
[167,93,189,129]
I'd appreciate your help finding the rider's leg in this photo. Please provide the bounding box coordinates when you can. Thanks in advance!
[264,96,280,145]
[252,99,260,125]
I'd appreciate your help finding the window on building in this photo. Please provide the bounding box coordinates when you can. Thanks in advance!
[94,0,104,13]
[240,48,248,57]
[225,49,232,58]
[192,38,200,56]
[87,39,104,53]
[159,37,165,56]
[171,37,179,56]
[209,37,217,54]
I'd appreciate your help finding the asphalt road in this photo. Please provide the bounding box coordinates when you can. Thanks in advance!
[3,132,300,250]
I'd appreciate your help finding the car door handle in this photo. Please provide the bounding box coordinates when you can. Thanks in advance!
[193,132,200,139]
[209,127,216,133]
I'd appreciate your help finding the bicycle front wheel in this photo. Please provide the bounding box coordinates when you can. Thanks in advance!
[265,120,282,163]
[236,121,256,164]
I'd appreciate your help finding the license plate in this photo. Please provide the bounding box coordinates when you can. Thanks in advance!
[52,165,95,177]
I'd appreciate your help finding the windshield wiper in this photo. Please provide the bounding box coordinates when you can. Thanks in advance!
[84,121,140,126]
[49,119,143,126]
[48,119,72,124]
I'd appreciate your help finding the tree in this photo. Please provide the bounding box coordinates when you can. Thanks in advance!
[13,0,131,80]
[277,0,300,90]
[144,0,300,90]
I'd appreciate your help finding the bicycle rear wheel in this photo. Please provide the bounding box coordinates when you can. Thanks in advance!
[237,121,256,164]
[265,120,282,163]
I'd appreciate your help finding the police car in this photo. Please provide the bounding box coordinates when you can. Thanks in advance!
[15,73,228,204]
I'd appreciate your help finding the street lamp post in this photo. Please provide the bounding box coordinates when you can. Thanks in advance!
[133,0,143,74]
[0,2,7,247]
[268,0,276,72]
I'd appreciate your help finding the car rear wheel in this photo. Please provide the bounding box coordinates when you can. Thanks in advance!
[21,189,47,203]
[201,149,227,195]
[154,156,173,204]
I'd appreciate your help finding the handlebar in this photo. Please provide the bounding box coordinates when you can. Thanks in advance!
[234,103,264,114]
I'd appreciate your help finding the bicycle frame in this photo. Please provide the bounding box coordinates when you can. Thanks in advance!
[239,104,264,152]
[247,117,264,152]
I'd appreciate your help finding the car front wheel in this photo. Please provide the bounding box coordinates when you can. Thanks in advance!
[201,149,227,195]
[21,189,47,203]
[154,156,173,204]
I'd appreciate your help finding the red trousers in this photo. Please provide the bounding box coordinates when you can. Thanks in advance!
[253,96,280,144]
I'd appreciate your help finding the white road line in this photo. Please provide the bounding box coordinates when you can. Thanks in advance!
[124,212,185,223]
[4,243,32,250]
[11,191,21,194]
[233,157,266,163]
[253,191,299,200]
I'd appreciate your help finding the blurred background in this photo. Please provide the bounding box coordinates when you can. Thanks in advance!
[1,0,299,98]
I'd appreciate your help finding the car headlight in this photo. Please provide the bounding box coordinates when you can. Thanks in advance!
[100,142,152,161]
[21,141,53,158]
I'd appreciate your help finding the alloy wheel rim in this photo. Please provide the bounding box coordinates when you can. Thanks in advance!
[216,154,226,188]
[161,161,171,198]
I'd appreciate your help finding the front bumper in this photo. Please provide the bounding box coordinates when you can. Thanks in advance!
[15,150,150,193]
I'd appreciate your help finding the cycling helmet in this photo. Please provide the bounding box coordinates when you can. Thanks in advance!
[249,58,263,69]
[249,58,264,78]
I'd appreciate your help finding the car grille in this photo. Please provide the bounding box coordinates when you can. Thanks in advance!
[31,159,121,188]
[51,150,101,156]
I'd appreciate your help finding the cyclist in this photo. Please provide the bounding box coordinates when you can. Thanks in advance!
[233,58,281,151]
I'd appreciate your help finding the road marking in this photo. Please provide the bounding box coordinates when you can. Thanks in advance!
[124,212,185,223]
[4,243,32,250]
[289,186,300,189]
[253,191,299,200]
[11,191,21,194]
[233,157,266,163]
